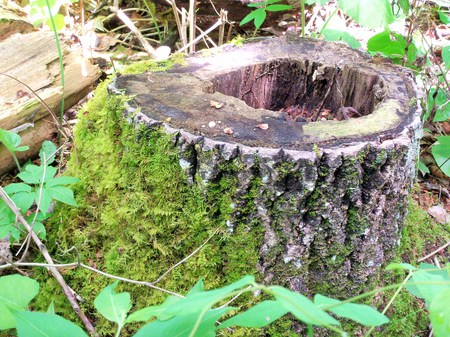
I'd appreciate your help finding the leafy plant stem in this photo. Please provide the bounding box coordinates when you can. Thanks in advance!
[12,153,22,172]
[307,324,313,337]
[364,271,414,337]
[45,0,66,144]
[318,7,339,37]
[142,0,163,41]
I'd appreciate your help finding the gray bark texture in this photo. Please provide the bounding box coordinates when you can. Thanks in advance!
[110,36,423,296]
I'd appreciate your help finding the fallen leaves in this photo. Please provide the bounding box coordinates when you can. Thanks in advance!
[427,205,450,224]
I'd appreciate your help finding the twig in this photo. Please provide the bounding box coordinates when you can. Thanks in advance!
[0,187,97,336]
[177,18,223,54]
[418,240,450,262]
[188,0,196,52]
[151,228,219,285]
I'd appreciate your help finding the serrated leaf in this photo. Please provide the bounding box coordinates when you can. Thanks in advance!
[429,288,450,337]
[338,0,394,28]
[432,136,450,178]
[134,307,232,337]
[39,141,57,165]
[94,281,131,328]
[0,275,39,330]
[270,286,340,326]
[314,294,389,326]
[321,29,361,48]
[265,4,292,12]
[14,311,88,337]
[386,263,418,271]
[219,300,288,329]
[47,186,78,206]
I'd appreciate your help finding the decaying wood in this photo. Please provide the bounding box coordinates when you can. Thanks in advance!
[111,36,423,297]
[0,2,33,42]
[0,30,100,174]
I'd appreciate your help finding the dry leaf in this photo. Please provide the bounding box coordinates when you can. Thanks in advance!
[210,100,224,109]
[255,123,269,130]
[223,127,234,135]
[427,205,450,224]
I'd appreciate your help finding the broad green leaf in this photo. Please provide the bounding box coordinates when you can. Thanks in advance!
[266,4,292,12]
[442,45,450,69]
[126,296,182,323]
[240,10,260,26]
[438,10,450,24]
[134,307,232,337]
[0,129,28,154]
[321,29,361,48]
[35,188,52,216]
[29,221,46,240]
[163,276,254,317]
[18,165,58,185]
[405,263,450,305]
[11,191,35,213]
[247,1,266,7]
[337,0,394,28]
[314,294,389,326]
[47,301,55,314]
[270,286,340,326]
[94,281,131,328]
[429,288,450,337]
[45,176,80,188]
[386,263,418,271]
[265,0,284,4]
[254,8,267,29]
[3,183,32,194]
[14,311,88,337]
[432,136,450,178]
[367,30,406,58]
[39,141,57,165]
[219,300,288,328]
[0,275,39,330]
[428,88,450,122]
[47,186,78,206]
[46,13,65,31]
[418,160,430,175]
[397,0,409,15]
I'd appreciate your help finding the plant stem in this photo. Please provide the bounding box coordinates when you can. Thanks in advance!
[318,7,339,37]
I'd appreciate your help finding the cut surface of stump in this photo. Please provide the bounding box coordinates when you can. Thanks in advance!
[111,36,422,296]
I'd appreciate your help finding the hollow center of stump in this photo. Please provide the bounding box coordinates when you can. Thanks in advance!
[212,59,381,122]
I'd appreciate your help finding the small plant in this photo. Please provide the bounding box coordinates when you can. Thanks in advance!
[0,128,79,243]
[240,0,292,30]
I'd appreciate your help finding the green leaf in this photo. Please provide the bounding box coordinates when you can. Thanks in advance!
[397,0,409,15]
[438,10,450,24]
[321,29,361,48]
[14,311,88,337]
[432,136,450,178]
[39,141,57,165]
[94,281,131,329]
[240,10,260,26]
[428,88,450,122]
[3,183,32,194]
[45,176,80,188]
[18,165,58,185]
[405,263,450,305]
[47,301,55,314]
[11,191,35,213]
[418,160,430,175]
[386,263,418,271]
[442,45,450,69]
[126,296,182,323]
[0,275,39,330]
[35,188,52,216]
[270,286,340,326]
[253,8,267,29]
[337,0,394,28]
[47,186,78,206]
[265,4,292,12]
[134,307,232,337]
[314,294,389,326]
[46,13,65,31]
[15,146,30,152]
[367,30,406,58]
[0,129,25,154]
[247,1,266,7]
[429,288,450,337]
[219,300,288,328]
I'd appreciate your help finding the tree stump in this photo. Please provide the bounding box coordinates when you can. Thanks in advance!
[110,36,422,296]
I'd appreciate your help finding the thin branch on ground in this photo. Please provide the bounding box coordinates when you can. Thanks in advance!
[418,240,450,262]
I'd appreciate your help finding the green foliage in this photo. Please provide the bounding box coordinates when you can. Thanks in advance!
[240,0,292,29]
[337,0,394,28]
[29,0,78,31]
[431,136,450,177]
[320,28,361,48]
[0,132,79,243]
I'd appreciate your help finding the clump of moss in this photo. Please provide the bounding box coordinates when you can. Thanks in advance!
[33,73,263,335]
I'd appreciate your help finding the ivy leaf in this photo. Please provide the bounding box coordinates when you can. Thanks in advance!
[314,294,389,326]
[429,288,450,337]
[270,286,340,326]
[0,275,39,330]
[337,0,394,28]
[219,300,288,328]
[14,311,88,337]
[94,281,132,329]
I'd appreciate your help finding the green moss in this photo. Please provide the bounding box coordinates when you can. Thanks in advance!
[32,77,263,336]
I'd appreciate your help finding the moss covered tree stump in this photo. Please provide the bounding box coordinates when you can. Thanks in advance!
[109,36,422,296]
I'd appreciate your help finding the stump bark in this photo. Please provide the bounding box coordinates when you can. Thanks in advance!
[111,36,422,296]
